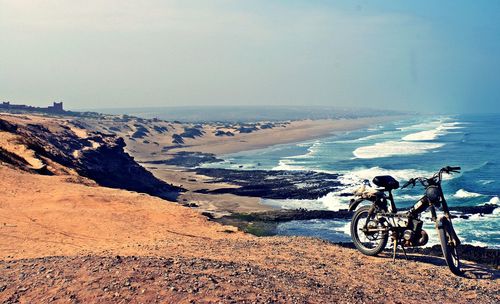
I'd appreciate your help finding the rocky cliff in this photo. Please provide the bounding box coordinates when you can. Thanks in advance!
[0,115,182,200]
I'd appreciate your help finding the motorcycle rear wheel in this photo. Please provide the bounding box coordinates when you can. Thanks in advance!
[438,221,462,275]
[351,206,388,256]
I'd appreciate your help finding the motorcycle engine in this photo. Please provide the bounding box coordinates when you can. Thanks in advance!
[403,219,429,247]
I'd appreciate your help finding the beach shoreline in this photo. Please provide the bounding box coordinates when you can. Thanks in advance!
[171,115,405,156]
[135,115,405,216]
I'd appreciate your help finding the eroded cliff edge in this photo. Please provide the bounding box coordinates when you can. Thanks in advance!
[0,115,182,200]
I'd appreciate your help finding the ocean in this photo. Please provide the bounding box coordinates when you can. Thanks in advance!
[202,114,500,248]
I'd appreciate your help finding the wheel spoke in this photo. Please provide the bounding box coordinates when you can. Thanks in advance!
[355,212,384,249]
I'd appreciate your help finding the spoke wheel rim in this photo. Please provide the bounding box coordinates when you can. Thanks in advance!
[355,212,384,249]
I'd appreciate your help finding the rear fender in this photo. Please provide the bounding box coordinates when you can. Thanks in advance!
[349,198,367,212]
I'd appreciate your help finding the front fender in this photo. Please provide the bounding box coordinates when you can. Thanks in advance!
[349,198,365,212]
[437,216,461,245]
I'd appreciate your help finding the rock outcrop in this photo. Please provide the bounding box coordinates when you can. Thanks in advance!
[194,168,344,199]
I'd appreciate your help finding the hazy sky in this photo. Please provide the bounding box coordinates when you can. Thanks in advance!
[1,1,499,113]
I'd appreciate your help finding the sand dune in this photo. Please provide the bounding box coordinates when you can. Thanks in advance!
[0,166,240,260]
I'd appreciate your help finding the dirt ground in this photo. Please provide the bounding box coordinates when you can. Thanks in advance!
[0,166,498,303]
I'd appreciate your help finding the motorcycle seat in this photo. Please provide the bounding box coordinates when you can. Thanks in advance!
[372,175,399,190]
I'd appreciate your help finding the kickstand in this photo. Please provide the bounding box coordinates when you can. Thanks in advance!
[401,244,408,260]
[392,239,397,262]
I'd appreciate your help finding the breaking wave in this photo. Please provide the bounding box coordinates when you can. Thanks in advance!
[260,191,351,212]
[353,141,444,159]
[488,196,500,205]
[272,159,311,171]
[402,121,464,142]
[340,166,431,183]
[453,189,483,199]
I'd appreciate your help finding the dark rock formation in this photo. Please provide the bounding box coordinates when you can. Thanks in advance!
[219,209,351,223]
[194,168,343,200]
[238,126,258,133]
[172,134,184,144]
[153,125,168,133]
[180,127,204,139]
[77,138,182,200]
[144,152,223,168]
[451,204,498,215]
[194,168,496,219]
[214,130,234,137]
[131,124,149,139]
[259,123,274,129]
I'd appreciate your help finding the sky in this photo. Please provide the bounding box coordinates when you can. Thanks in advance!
[1,0,499,113]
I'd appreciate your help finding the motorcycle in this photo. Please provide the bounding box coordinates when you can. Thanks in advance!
[348,166,462,275]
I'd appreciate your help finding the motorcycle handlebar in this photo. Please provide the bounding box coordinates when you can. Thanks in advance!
[401,178,415,189]
[442,166,461,173]
[402,166,461,190]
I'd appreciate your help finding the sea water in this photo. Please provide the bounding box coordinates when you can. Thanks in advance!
[203,114,500,248]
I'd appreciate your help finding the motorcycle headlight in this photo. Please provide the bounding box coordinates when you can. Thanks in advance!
[425,186,441,207]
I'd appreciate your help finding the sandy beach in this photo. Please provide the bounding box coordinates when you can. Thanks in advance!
[86,115,405,165]
[172,116,402,155]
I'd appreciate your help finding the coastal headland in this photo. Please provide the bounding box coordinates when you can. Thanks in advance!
[0,111,498,303]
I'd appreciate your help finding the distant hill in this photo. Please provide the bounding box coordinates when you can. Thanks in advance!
[83,105,407,123]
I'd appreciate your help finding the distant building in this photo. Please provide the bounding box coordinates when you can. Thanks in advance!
[48,102,64,113]
[0,101,65,114]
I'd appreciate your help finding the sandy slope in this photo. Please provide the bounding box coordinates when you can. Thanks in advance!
[0,166,498,303]
[0,166,241,260]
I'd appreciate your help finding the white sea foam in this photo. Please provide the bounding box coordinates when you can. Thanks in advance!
[397,194,425,201]
[353,141,444,159]
[334,221,351,236]
[336,131,394,143]
[402,120,464,142]
[272,157,338,175]
[272,159,315,171]
[260,191,351,212]
[478,180,495,185]
[402,129,441,141]
[453,189,483,199]
[316,192,351,211]
[398,121,438,132]
[341,166,431,183]
[286,141,322,159]
[367,124,385,131]
[261,198,323,210]
[489,196,500,205]
[440,122,465,129]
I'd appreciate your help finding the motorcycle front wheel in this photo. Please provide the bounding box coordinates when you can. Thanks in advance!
[438,221,462,275]
[351,205,388,256]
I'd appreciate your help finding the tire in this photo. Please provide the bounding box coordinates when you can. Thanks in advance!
[351,205,388,256]
[438,221,462,276]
